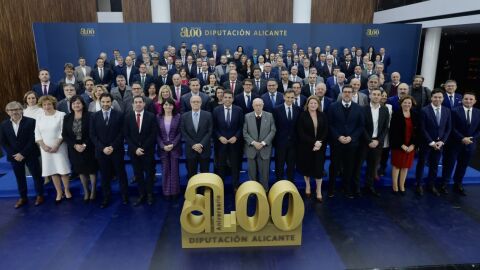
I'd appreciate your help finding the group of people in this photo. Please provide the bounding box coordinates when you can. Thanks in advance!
[1,42,478,209]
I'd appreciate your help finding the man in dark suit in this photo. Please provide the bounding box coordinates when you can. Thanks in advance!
[124,96,158,206]
[57,63,84,95]
[292,82,307,108]
[168,58,183,76]
[415,89,452,196]
[252,68,267,95]
[234,79,258,114]
[327,85,365,198]
[208,44,220,64]
[90,57,113,90]
[112,56,126,87]
[124,56,139,86]
[387,83,410,112]
[132,63,155,95]
[213,90,244,191]
[243,98,276,190]
[348,65,368,90]
[32,69,59,99]
[383,72,402,97]
[340,54,355,78]
[181,78,210,112]
[442,80,463,109]
[273,90,301,182]
[302,74,318,97]
[261,79,284,113]
[314,83,333,112]
[89,93,129,208]
[379,48,391,72]
[185,55,197,78]
[156,65,172,89]
[0,102,44,208]
[56,84,76,114]
[180,95,213,180]
[355,89,389,196]
[278,69,293,93]
[321,56,336,81]
[261,62,278,81]
[222,69,243,95]
[196,61,210,88]
[441,93,480,195]
[170,74,189,102]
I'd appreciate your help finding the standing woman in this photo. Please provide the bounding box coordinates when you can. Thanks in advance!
[62,95,98,202]
[245,58,254,79]
[35,95,71,203]
[179,67,190,86]
[209,87,225,112]
[23,91,42,119]
[202,73,219,102]
[88,85,122,112]
[296,95,328,202]
[390,95,420,195]
[157,85,178,115]
[157,98,182,198]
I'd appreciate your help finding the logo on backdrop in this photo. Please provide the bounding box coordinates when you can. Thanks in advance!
[179,26,288,38]
[365,28,380,37]
[180,173,304,248]
[80,28,95,37]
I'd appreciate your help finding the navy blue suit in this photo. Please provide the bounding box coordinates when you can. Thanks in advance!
[123,66,139,86]
[132,73,155,94]
[32,82,60,100]
[442,106,480,187]
[387,96,401,112]
[442,93,462,109]
[327,101,365,196]
[321,96,333,112]
[261,92,284,113]
[89,109,129,201]
[415,105,452,188]
[293,94,307,109]
[91,67,113,88]
[196,72,210,88]
[212,105,244,187]
[273,104,301,181]
[261,71,278,81]
[0,117,43,199]
[234,92,258,114]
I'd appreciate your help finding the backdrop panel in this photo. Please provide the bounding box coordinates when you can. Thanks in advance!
[33,23,421,83]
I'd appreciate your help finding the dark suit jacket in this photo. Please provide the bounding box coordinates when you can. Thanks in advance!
[123,66,139,86]
[132,73,155,93]
[32,83,59,99]
[321,96,333,113]
[234,92,259,114]
[321,65,335,80]
[222,80,244,95]
[196,72,210,88]
[293,95,307,108]
[180,110,213,158]
[327,101,365,146]
[362,105,389,145]
[348,74,368,89]
[449,106,480,151]
[301,84,316,97]
[89,109,124,158]
[0,117,40,162]
[62,112,94,152]
[156,114,182,158]
[112,65,126,85]
[124,110,158,157]
[272,104,301,146]
[442,93,463,109]
[171,85,190,100]
[261,71,278,81]
[57,78,84,95]
[180,92,210,112]
[278,81,293,93]
[340,62,354,78]
[212,105,244,151]
[156,75,173,89]
[261,92,284,113]
[90,67,113,86]
[252,78,268,95]
[387,96,401,112]
[420,105,452,145]
[389,110,420,149]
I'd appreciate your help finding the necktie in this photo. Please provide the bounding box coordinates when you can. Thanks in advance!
[231,81,234,91]
[310,85,314,96]
[345,103,349,109]
[256,80,260,89]
[193,112,199,132]
[435,108,440,125]
[43,85,47,95]
[295,97,299,106]
[141,75,145,88]
[226,108,231,126]
[246,95,251,108]
[266,73,269,79]
[204,73,207,82]
[103,111,109,124]
[467,109,471,125]
[270,93,275,106]
[287,106,292,120]
[163,77,166,84]
[450,95,454,106]
[99,68,103,80]
[136,113,141,130]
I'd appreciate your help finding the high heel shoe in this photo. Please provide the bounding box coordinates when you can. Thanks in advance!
[316,194,323,203]
[55,197,63,205]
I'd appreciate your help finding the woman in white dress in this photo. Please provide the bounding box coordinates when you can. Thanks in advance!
[35,95,72,203]
[23,91,42,119]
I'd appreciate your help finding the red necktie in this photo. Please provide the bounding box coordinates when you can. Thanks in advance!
[176,87,180,100]
[136,113,141,129]
[231,81,235,93]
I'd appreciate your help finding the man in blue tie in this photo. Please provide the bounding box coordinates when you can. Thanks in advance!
[415,89,452,196]
[261,79,284,113]
[442,80,462,109]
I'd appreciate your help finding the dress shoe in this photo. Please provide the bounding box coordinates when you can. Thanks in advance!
[391,190,399,195]
[399,190,406,196]
[305,186,311,198]
[147,194,154,205]
[15,198,28,209]
[453,184,466,196]
[34,196,44,206]
[327,191,335,198]
[100,200,109,209]
[364,187,380,197]
[134,196,146,207]
[438,185,449,195]
[427,186,440,196]
[55,198,62,205]
[415,185,424,196]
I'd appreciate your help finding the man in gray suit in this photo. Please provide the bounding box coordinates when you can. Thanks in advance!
[74,57,91,83]
[215,55,229,80]
[243,98,276,190]
[181,95,213,180]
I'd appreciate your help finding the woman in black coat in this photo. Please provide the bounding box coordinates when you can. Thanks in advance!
[62,95,98,201]
[296,95,328,202]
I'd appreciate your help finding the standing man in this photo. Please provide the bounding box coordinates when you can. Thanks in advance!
[0,102,44,208]
[243,98,276,191]
[234,79,258,114]
[181,78,210,112]
[180,95,213,180]
[327,86,365,198]
[442,80,462,109]
[273,90,301,182]
[90,93,129,208]
[441,93,480,195]
[124,96,158,206]
[261,79,284,113]
[212,90,244,191]
[415,89,452,196]
[32,69,59,99]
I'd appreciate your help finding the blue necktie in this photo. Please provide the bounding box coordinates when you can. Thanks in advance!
[270,93,275,107]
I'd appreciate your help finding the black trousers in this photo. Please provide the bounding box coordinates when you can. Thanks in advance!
[363,145,383,188]
[217,143,241,188]
[186,153,210,181]
[131,153,156,196]
[415,145,443,187]
[11,157,44,199]
[275,143,296,181]
[328,143,358,195]
[442,143,475,186]
[97,151,129,200]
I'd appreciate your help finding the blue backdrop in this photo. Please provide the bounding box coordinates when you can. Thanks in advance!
[33,23,421,83]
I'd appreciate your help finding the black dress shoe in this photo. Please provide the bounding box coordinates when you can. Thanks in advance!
[147,194,154,205]
[391,190,399,195]
[100,200,109,209]
[415,185,424,196]
[364,187,380,197]
[438,186,449,195]
[453,184,466,196]
[399,190,406,196]
[427,186,440,196]
[134,196,145,207]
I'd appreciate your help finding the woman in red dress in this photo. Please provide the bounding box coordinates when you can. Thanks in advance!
[389,96,420,195]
